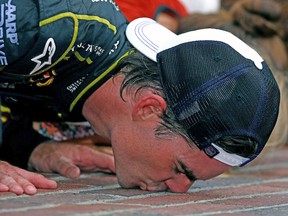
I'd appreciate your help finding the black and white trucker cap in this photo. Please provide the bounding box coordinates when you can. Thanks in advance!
[126,18,280,166]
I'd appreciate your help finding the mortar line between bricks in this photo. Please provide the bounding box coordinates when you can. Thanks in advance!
[76,190,288,208]
[0,204,62,214]
[180,203,288,216]
[48,173,110,181]
[189,177,288,192]
[70,191,288,216]
[1,187,288,214]
[0,177,288,202]
[0,184,120,201]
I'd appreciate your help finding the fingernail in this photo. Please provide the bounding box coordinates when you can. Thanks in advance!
[67,167,79,179]
[26,185,37,194]
[49,180,58,188]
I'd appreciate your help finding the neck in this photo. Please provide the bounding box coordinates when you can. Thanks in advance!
[82,75,129,139]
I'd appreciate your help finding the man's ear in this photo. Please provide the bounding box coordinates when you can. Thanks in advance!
[132,94,167,121]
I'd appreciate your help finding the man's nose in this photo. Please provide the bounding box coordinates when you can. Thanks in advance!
[165,174,194,193]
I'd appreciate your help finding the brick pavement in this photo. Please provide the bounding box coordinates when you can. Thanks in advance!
[0,145,287,216]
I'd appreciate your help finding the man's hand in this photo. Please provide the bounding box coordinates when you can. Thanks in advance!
[0,160,57,195]
[28,137,115,179]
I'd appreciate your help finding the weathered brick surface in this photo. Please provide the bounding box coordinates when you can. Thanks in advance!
[0,146,287,216]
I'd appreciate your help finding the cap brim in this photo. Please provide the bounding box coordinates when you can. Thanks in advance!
[211,144,250,166]
[126,17,177,62]
[126,18,264,69]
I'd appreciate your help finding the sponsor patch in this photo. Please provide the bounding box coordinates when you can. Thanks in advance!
[30,38,56,74]
[0,0,18,66]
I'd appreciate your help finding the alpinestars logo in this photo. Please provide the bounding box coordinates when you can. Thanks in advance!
[30,38,56,75]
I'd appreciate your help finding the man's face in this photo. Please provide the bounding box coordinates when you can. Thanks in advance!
[83,78,231,193]
[111,125,231,193]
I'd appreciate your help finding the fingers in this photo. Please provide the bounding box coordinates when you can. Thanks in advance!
[0,183,9,192]
[49,159,82,179]
[18,168,58,190]
[51,145,115,176]
[0,174,24,195]
[0,162,57,195]
[65,166,81,179]
[0,174,36,195]
[55,158,81,179]
[29,142,81,178]
[29,139,115,179]
[76,145,116,173]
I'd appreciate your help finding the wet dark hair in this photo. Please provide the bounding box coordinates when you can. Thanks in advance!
[116,50,187,141]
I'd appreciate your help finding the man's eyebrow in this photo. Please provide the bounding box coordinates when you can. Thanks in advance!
[178,160,197,181]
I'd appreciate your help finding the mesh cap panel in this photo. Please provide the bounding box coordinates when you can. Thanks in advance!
[157,41,280,159]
